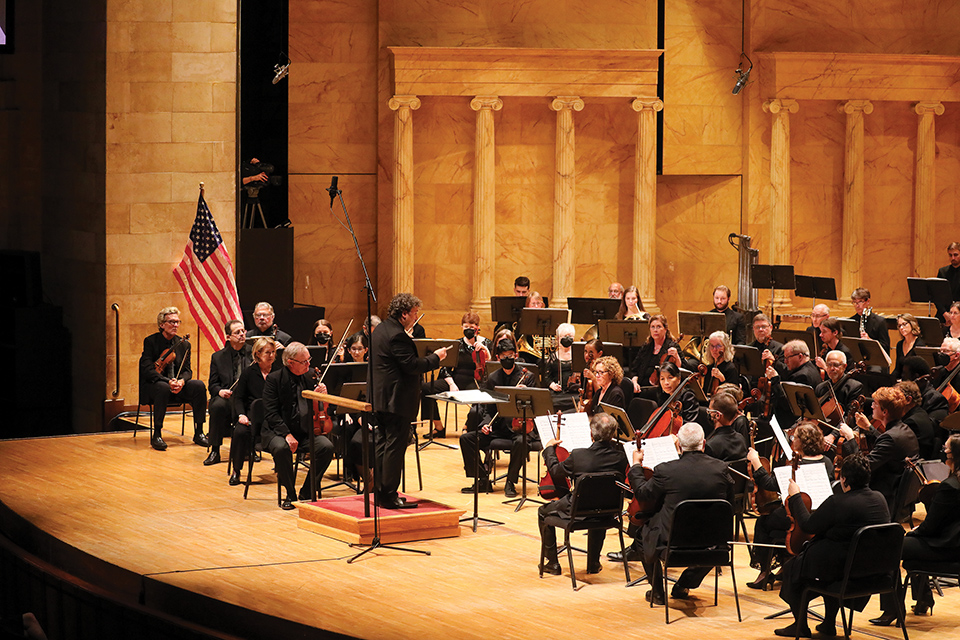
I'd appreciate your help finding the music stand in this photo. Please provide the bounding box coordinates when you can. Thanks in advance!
[908,277,952,318]
[771,329,817,358]
[844,336,892,369]
[491,296,527,329]
[913,347,941,369]
[677,311,726,353]
[835,318,860,339]
[518,307,569,374]
[600,319,650,348]
[752,264,796,322]
[794,275,837,305]
[914,317,946,348]
[567,297,621,326]
[733,345,765,378]
[494,386,554,511]
[600,402,636,440]
[485,361,540,386]
[781,382,827,425]
[413,339,460,450]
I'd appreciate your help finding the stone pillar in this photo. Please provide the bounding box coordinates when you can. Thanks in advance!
[914,102,944,279]
[632,97,664,314]
[837,100,873,303]
[469,96,503,317]
[762,99,799,305]
[550,96,584,308]
[388,95,421,294]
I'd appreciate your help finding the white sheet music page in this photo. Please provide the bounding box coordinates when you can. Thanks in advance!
[534,412,592,451]
[770,416,793,461]
[437,389,501,404]
[772,464,833,509]
[639,435,680,469]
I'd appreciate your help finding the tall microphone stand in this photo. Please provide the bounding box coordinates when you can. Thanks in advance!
[327,177,429,562]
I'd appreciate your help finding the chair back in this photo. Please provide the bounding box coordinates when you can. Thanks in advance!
[843,522,904,583]
[728,458,750,515]
[891,460,922,522]
[668,499,733,549]
[568,472,624,521]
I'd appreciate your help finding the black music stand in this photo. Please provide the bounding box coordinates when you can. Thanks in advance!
[771,328,817,358]
[491,296,527,330]
[781,382,827,426]
[913,347,941,369]
[794,275,837,305]
[413,339,460,450]
[914,317,945,348]
[327,381,367,495]
[494,386,554,511]
[844,336,892,369]
[518,307,569,372]
[677,311,726,344]
[600,319,650,349]
[733,345,765,378]
[752,264,796,322]
[568,297,621,325]
[835,318,860,339]
[599,402,637,440]
[908,277,952,319]
[485,360,540,386]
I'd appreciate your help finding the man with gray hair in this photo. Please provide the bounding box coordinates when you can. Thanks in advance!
[627,422,735,604]
[247,301,292,346]
[538,413,629,576]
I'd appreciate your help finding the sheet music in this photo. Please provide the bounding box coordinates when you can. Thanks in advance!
[770,416,793,461]
[435,389,501,404]
[534,412,593,451]
[773,464,833,509]
[639,435,680,469]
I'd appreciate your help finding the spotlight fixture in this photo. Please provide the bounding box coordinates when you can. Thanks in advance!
[732,53,753,95]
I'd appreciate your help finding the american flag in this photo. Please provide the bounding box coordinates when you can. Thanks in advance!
[173,192,243,353]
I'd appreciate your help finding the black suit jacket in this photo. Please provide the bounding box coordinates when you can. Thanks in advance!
[903,405,937,460]
[209,343,252,398]
[709,306,746,345]
[247,325,293,346]
[850,311,890,354]
[543,440,629,514]
[138,331,194,402]
[368,316,440,420]
[909,475,960,549]
[815,377,865,416]
[936,265,960,318]
[864,420,919,509]
[704,425,748,462]
[262,366,317,443]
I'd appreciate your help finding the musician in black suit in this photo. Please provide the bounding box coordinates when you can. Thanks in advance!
[246,301,292,346]
[538,413,630,575]
[628,422,735,604]
[138,306,208,452]
[204,319,251,466]
[849,288,890,354]
[767,340,822,428]
[709,284,746,345]
[897,380,938,460]
[873,434,960,624]
[368,293,447,509]
[816,350,864,451]
[704,392,748,461]
[261,341,334,510]
[934,242,960,319]
[900,356,950,429]
[814,317,855,373]
[229,337,278,485]
[775,454,890,638]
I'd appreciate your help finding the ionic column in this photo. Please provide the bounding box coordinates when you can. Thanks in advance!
[914,102,944,279]
[837,100,873,302]
[762,99,799,304]
[469,96,503,316]
[550,96,584,308]
[632,97,664,314]
[388,95,421,294]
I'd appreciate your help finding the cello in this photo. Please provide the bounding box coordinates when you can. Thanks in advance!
[934,359,960,413]
[784,455,814,555]
[538,412,570,500]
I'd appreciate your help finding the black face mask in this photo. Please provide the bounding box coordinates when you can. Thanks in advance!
[315,332,331,344]
[500,357,515,370]
[463,328,477,339]
[559,336,574,348]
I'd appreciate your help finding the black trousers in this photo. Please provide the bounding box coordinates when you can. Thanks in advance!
[208,394,232,449]
[264,433,334,500]
[148,379,207,435]
[459,425,539,484]
[374,411,410,502]
[880,535,960,612]
[538,499,605,565]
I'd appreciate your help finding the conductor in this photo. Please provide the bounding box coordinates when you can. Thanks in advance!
[369,293,449,509]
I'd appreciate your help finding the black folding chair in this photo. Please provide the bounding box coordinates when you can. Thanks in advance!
[660,499,741,624]
[540,472,630,590]
[798,522,907,640]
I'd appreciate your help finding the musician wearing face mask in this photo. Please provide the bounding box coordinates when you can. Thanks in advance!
[849,288,889,354]
[247,301,292,346]
[544,322,578,411]
[709,285,746,345]
[459,339,541,498]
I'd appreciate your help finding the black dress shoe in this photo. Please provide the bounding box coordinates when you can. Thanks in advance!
[607,545,643,562]
[298,488,316,502]
[816,621,837,637]
[868,612,900,627]
[773,623,811,638]
[913,600,934,616]
[280,498,296,510]
[461,478,492,494]
[539,561,562,575]
[504,481,518,498]
[671,586,690,600]
[747,571,775,590]
[203,450,221,466]
[151,435,167,451]
[645,589,665,606]
[193,431,210,447]
[228,472,240,486]
[381,497,418,509]
[587,562,603,574]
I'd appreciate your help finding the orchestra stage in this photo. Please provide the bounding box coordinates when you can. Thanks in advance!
[0,427,954,640]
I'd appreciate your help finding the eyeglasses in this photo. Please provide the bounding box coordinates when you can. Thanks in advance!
[254,312,273,319]
[164,319,181,325]
[785,352,799,360]
[348,346,366,353]
[289,358,311,366]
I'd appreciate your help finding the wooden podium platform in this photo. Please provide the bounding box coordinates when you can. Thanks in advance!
[297,494,464,545]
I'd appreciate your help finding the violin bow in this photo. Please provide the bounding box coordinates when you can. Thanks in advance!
[174,334,191,379]
[316,319,354,386]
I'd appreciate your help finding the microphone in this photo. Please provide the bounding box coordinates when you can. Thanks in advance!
[272,63,289,85]
[327,176,339,207]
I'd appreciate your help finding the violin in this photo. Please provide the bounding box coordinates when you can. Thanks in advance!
[904,457,939,509]
[538,412,570,500]
[757,375,773,418]
[154,334,189,375]
[472,340,488,382]
[311,320,354,435]
[784,456,814,556]
[637,370,702,440]
[697,363,721,398]
[577,367,596,415]
[626,431,662,528]
[934,360,960,413]
[511,367,537,433]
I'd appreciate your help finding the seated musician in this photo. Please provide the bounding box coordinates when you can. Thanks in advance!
[420,311,493,437]
[247,301,292,346]
[616,285,648,320]
[709,284,746,345]
[138,306,209,452]
[205,319,251,466]
[514,276,530,298]
[745,422,834,591]
[261,341,335,510]
[590,356,626,414]
[900,356,950,429]
[636,362,700,425]
[814,317,854,373]
[872,434,960,625]
[892,313,925,380]
[775,454,889,638]
[750,312,784,364]
[518,291,556,364]
[608,282,624,300]
[703,330,741,395]
[716,382,752,443]
[312,319,333,347]
[629,313,681,389]
[838,386,919,517]
[459,339,541,498]
[544,322,578,412]
[628,422,735,604]
[943,301,960,340]
[538,413,630,576]
[897,380,938,460]
[229,337,277,486]
[766,339,822,428]
[933,337,960,394]
[332,332,370,484]
[704,392,748,461]
[816,350,864,451]
[849,288,890,354]
[572,338,605,408]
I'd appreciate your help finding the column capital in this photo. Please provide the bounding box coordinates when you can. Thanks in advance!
[762,98,799,115]
[631,97,664,112]
[550,96,584,112]
[388,95,421,111]
[914,101,945,116]
[470,96,503,111]
[837,99,874,115]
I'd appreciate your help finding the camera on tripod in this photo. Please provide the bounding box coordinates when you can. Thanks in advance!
[242,160,283,197]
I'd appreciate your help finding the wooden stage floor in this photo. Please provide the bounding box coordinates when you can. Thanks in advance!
[0,426,956,640]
